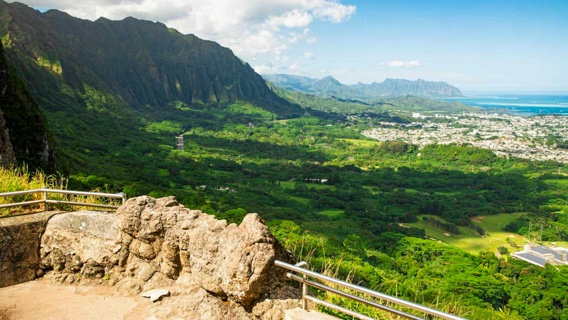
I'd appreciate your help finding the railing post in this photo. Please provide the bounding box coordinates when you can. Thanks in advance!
[295,261,309,310]
[42,186,48,211]
[119,192,126,206]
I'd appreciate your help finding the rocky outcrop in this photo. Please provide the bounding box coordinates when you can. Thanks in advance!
[37,196,299,318]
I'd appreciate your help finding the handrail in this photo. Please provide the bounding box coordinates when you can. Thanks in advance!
[275,260,465,320]
[0,188,126,211]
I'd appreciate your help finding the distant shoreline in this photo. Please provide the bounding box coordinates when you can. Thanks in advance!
[439,93,568,116]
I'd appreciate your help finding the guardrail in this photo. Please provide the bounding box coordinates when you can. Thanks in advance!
[275,260,465,320]
[0,188,126,211]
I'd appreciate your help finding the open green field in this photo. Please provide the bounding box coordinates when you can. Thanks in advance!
[407,212,528,255]
[279,181,336,191]
[337,138,382,147]
[290,196,310,205]
[318,209,345,218]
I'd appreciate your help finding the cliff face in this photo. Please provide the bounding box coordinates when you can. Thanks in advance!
[0,41,57,172]
[0,111,16,168]
[0,1,303,117]
[263,74,464,99]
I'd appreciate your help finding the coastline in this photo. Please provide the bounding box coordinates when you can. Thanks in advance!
[440,93,568,116]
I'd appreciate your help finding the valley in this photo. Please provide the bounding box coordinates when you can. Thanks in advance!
[2,1,568,319]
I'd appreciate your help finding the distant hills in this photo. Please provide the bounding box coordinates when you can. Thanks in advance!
[263,74,463,100]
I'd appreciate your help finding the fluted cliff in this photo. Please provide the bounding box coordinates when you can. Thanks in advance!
[0,41,57,172]
[0,1,303,117]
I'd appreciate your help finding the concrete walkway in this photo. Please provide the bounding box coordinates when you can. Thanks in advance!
[284,308,340,320]
[0,280,151,320]
[0,280,340,320]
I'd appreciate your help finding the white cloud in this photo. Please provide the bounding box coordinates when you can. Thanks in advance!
[382,60,421,68]
[11,0,355,64]
[304,51,315,59]
[267,10,313,29]
[253,64,279,75]
[312,1,356,23]
[253,60,302,75]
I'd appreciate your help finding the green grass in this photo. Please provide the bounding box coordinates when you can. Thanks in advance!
[338,138,382,147]
[279,181,336,191]
[279,181,295,189]
[290,196,310,205]
[407,212,528,255]
[318,209,345,218]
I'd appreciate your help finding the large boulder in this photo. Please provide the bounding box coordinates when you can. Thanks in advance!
[116,196,289,305]
[39,196,296,309]
[40,211,119,277]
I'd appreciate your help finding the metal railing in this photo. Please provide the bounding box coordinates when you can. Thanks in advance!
[0,188,126,211]
[275,260,465,320]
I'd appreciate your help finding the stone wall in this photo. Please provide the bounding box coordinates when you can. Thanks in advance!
[0,211,59,287]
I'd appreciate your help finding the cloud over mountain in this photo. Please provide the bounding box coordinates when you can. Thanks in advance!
[383,60,421,68]
[10,0,355,64]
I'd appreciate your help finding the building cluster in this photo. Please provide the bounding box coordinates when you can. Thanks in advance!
[363,113,568,163]
[513,245,568,267]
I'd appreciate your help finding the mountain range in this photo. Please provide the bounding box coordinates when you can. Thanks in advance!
[263,74,463,100]
[0,0,465,176]
[0,0,307,173]
[0,1,303,118]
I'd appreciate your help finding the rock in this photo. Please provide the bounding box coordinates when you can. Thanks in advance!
[34,195,301,317]
[40,211,118,276]
[141,289,170,302]
[0,211,59,287]
[114,196,292,306]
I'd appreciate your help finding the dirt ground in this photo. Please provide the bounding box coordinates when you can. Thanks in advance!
[0,279,154,320]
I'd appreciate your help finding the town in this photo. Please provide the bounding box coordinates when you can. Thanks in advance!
[363,112,568,163]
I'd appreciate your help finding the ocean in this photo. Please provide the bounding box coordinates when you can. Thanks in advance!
[441,93,568,116]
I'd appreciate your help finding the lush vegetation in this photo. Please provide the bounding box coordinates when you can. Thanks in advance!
[0,167,120,214]
[34,96,566,319]
[4,4,568,318]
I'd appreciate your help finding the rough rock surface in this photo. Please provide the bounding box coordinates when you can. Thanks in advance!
[40,211,119,278]
[38,196,300,318]
[0,211,60,288]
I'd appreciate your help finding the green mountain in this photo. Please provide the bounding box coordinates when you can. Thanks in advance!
[0,0,307,176]
[272,85,476,115]
[0,41,57,172]
[0,1,303,117]
[263,74,464,99]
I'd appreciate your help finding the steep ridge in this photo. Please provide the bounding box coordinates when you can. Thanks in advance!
[0,41,57,172]
[0,1,303,117]
[263,74,463,99]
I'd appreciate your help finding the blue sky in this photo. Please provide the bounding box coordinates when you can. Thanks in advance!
[11,0,568,91]
[290,0,568,91]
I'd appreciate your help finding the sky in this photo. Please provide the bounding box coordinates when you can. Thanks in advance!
[8,0,568,92]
